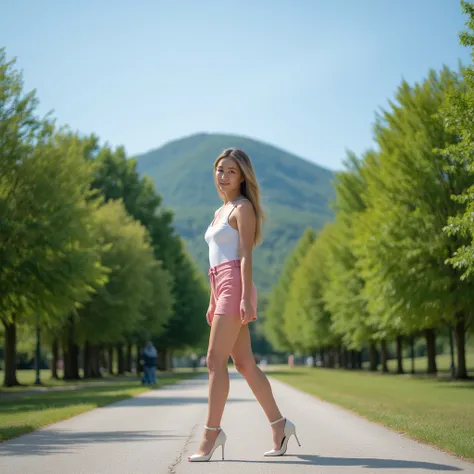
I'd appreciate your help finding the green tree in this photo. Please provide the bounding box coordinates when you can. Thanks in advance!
[284,223,338,359]
[65,199,172,379]
[442,1,474,279]
[91,144,179,269]
[155,240,209,369]
[322,152,378,368]
[264,228,315,352]
[355,67,473,378]
[90,144,209,368]
[0,76,106,387]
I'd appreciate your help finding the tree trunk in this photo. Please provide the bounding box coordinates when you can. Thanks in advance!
[454,313,468,379]
[136,343,142,375]
[319,348,325,368]
[425,329,437,375]
[64,339,80,380]
[90,345,101,378]
[357,350,363,369]
[166,350,173,371]
[63,316,80,380]
[448,326,456,379]
[158,348,168,371]
[100,346,107,373]
[126,343,133,373]
[3,316,20,387]
[349,349,356,370]
[368,342,378,371]
[51,339,59,379]
[339,347,345,369]
[327,347,335,368]
[107,345,114,375]
[396,336,404,374]
[410,336,415,374]
[83,341,91,378]
[380,340,389,373]
[116,343,125,375]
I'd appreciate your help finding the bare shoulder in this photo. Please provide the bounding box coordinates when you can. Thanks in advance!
[235,199,255,219]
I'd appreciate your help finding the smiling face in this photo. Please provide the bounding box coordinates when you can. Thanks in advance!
[214,157,244,199]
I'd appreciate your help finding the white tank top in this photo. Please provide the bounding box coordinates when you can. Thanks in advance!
[204,203,240,268]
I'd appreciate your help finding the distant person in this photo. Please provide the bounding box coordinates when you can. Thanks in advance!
[188,148,300,462]
[141,341,157,385]
[190,353,198,372]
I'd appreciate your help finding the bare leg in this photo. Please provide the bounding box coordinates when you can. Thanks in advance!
[195,314,242,456]
[231,324,285,450]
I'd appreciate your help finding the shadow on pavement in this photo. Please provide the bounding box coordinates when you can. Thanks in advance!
[0,429,184,457]
[225,454,463,471]
[103,395,252,408]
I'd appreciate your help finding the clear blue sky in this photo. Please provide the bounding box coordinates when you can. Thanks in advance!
[1,0,471,171]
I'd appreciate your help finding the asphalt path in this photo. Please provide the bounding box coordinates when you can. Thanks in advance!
[1,370,473,473]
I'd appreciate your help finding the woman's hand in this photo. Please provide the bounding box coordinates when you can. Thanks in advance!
[240,297,255,324]
[206,289,216,324]
[206,298,216,325]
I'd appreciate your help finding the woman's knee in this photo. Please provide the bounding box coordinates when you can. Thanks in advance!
[233,358,256,376]
[206,350,229,372]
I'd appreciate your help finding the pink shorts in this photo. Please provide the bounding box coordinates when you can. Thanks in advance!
[207,260,258,326]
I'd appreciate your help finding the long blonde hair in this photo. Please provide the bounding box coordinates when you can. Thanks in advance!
[214,148,264,246]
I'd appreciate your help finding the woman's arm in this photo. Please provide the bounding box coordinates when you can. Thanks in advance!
[235,201,256,322]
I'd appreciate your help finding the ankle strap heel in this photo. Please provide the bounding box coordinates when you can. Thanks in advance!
[270,417,285,426]
[264,417,301,457]
[188,426,227,462]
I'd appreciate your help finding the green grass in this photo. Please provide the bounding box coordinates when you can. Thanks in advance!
[268,366,474,461]
[0,369,143,393]
[0,370,201,441]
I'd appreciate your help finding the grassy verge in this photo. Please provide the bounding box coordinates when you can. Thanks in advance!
[268,365,474,461]
[0,370,131,393]
[0,370,201,441]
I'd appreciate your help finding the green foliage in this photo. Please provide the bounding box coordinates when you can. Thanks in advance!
[323,152,373,349]
[284,223,338,352]
[275,54,474,379]
[264,228,315,351]
[0,128,107,327]
[356,67,473,334]
[88,141,209,351]
[139,262,174,340]
[157,239,209,351]
[75,200,160,344]
[440,1,474,279]
[0,46,209,386]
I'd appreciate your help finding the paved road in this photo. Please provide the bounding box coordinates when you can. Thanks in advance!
[1,370,473,473]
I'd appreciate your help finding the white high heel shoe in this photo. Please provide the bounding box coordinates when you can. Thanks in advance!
[188,426,227,462]
[263,417,301,456]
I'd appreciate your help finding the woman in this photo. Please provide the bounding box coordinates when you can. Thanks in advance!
[188,148,300,462]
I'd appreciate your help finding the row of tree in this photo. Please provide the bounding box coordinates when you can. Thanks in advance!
[264,1,474,379]
[0,47,209,386]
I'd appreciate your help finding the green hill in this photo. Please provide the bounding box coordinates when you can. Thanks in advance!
[135,132,335,293]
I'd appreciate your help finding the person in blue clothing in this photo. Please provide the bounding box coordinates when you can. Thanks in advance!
[142,341,158,384]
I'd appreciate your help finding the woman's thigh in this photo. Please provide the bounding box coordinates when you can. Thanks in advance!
[230,324,255,370]
[207,314,242,366]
